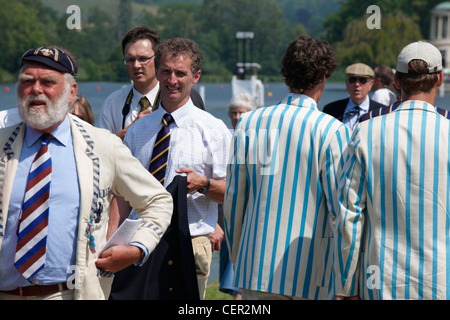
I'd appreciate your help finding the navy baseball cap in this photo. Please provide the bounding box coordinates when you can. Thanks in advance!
[21,47,77,77]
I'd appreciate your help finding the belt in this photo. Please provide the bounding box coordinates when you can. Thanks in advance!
[0,283,71,297]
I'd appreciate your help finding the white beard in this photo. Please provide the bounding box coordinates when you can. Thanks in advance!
[17,85,72,131]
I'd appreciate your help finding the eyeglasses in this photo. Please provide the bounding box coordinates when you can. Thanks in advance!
[123,55,155,66]
[347,76,371,84]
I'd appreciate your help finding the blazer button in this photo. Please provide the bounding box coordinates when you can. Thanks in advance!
[168,260,174,266]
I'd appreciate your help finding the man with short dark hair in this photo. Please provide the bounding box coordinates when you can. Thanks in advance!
[119,38,231,299]
[98,26,161,139]
[98,26,204,140]
[0,46,173,300]
[224,35,350,300]
[334,41,450,300]
[372,64,396,106]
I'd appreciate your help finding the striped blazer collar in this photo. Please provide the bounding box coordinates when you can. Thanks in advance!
[284,93,318,109]
[397,100,437,113]
[360,100,446,123]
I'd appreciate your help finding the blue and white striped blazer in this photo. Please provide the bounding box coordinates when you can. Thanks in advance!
[224,93,350,299]
[334,100,450,300]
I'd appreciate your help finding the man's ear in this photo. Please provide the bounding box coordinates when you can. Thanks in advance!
[393,74,401,90]
[68,82,78,104]
[437,71,444,88]
[192,70,201,86]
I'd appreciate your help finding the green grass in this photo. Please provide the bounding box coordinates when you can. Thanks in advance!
[205,280,234,300]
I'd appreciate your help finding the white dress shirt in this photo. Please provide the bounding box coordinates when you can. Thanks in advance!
[124,98,232,236]
[98,83,160,134]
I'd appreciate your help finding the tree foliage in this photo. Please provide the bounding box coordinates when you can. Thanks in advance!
[325,0,442,43]
[0,1,53,77]
[335,13,423,69]
[0,0,444,82]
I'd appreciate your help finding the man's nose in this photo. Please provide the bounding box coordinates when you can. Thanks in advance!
[31,81,44,95]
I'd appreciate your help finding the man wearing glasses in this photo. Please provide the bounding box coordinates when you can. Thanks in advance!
[99,27,161,139]
[322,63,387,132]
[98,27,204,140]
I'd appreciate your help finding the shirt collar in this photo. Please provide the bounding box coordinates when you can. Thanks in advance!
[133,82,160,107]
[25,116,71,147]
[287,93,317,108]
[397,100,438,113]
[158,97,195,128]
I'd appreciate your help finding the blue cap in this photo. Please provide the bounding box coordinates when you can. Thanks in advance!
[21,47,77,77]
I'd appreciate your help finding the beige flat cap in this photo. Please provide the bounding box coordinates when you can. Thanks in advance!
[346,63,375,78]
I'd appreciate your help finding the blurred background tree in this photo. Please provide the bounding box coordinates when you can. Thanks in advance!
[0,0,444,82]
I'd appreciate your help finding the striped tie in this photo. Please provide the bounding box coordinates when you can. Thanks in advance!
[14,134,53,281]
[149,113,173,184]
[345,105,361,118]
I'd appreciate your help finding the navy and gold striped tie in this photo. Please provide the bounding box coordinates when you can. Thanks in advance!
[149,113,174,184]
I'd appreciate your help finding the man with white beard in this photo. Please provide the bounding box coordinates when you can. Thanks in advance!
[0,46,173,300]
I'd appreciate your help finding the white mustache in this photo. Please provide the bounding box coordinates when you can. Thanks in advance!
[24,94,50,107]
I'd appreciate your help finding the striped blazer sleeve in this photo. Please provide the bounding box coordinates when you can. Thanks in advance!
[333,127,366,297]
[224,121,249,263]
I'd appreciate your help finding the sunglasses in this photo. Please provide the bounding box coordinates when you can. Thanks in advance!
[347,76,371,84]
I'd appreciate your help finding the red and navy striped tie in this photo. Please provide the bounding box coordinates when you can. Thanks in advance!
[149,113,173,184]
[14,134,53,281]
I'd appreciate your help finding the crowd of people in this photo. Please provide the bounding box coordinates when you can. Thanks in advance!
[0,24,449,301]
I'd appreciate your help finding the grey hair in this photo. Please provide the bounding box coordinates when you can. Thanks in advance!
[227,92,257,114]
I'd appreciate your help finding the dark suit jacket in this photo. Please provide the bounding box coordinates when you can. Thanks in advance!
[109,175,199,300]
[322,97,387,122]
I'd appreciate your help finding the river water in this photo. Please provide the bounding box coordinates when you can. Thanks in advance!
[5,80,449,127]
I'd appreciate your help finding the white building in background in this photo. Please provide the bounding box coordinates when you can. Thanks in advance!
[430,2,450,69]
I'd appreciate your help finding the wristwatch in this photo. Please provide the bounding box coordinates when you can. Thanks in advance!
[197,177,211,194]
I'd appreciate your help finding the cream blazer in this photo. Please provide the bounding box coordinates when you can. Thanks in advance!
[0,115,173,299]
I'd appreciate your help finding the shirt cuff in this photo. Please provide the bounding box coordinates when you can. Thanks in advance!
[130,242,149,266]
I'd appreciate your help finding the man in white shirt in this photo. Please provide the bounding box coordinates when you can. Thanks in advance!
[98,27,205,140]
[98,26,161,140]
[372,64,397,106]
[116,38,231,299]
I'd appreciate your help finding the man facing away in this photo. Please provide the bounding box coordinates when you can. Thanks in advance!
[334,41,450,300]
[0,46,173,300]
[224,35,350,300]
